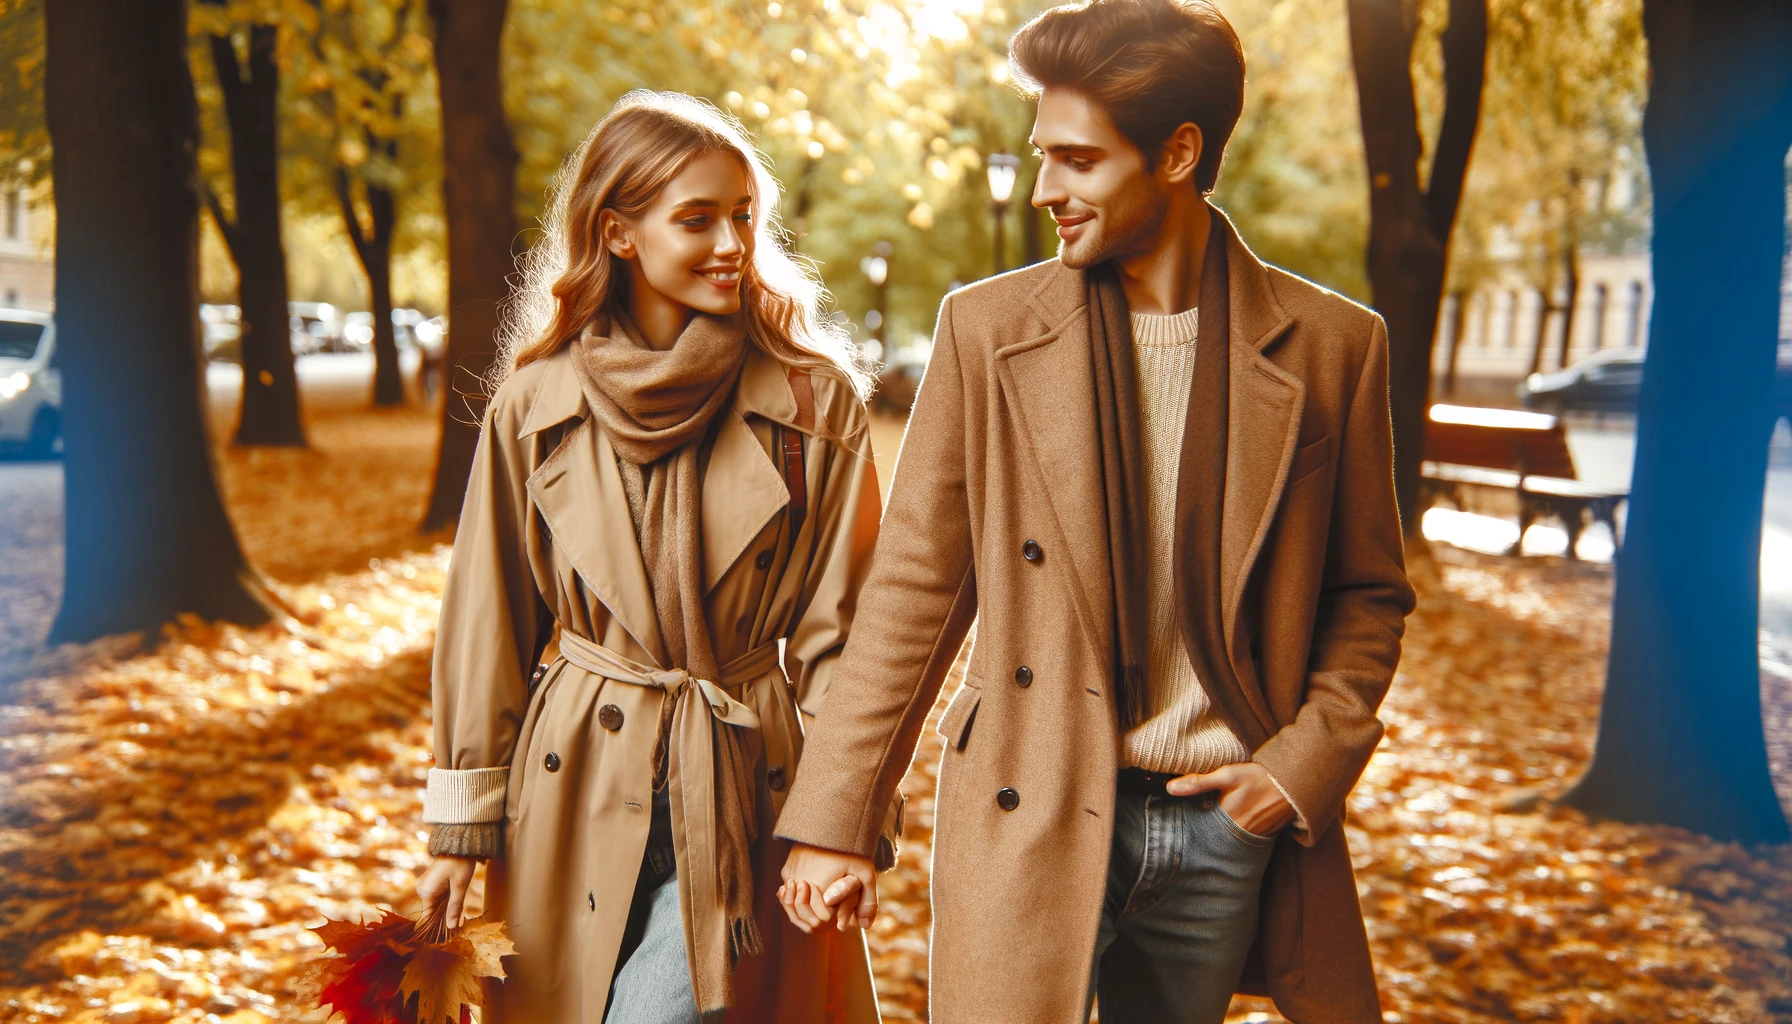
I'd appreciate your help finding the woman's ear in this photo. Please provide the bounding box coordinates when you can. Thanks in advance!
[599,209,636,260]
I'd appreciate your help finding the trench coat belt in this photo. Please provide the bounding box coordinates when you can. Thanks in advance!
[555,628,771,731]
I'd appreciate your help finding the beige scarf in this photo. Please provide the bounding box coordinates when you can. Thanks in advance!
[568,310,763,995]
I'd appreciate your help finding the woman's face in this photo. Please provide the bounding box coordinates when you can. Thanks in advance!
[604,150,756,318]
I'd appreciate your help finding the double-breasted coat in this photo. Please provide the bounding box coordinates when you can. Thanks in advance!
[428,344,885,1023]
[777,212,1416,1024]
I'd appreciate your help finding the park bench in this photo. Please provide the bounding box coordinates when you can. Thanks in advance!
[1419,404,1628,559]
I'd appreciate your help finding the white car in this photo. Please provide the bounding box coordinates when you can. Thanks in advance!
[0,308,59,458]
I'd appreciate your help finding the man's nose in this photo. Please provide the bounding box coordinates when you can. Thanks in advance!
[1032,166,1064,210]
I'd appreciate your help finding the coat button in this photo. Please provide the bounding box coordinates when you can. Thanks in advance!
[599,704,624,731]
[755,550,774,570]
[544,752,561,772]
[996,787,1020,811]
[1021,539,1043,562]
[1014,665,1033,688]
[767,765,787,791]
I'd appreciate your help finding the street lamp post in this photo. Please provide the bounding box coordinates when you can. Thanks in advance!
[986,152,1020,276]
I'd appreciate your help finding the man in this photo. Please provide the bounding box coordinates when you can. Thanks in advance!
[776,1,1415,1021]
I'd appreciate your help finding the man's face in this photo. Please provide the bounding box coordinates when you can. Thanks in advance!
[1030,87,1168,269]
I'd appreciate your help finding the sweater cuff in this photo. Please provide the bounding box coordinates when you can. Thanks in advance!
[429,822,502,859]
[423,766,509,824]
[1261,765,1310,833]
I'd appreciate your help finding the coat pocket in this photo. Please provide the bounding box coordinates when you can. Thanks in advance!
[1288,433,1332,483]
[936,681,983,751]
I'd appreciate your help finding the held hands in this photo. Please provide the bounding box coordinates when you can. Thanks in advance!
[1165,762,1296,837]
[778,843,878,934]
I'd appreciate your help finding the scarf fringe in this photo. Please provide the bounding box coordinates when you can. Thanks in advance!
[730,913,764,963]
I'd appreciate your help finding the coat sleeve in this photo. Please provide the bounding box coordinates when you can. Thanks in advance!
[784,426,883,719]
[776,297,980,859]
[423,384,544,831]
[1251,315,1416,845]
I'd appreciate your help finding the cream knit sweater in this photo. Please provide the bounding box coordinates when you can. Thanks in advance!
[1120,307,1253,776]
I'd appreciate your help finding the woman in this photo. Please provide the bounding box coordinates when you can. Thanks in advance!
[414,91,887,1024]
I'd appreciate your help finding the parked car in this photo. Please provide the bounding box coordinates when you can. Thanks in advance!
[289,301,346,355]
[873,340,931,414]
[1519,349,1645,414]
[200,303,242,362]
[0,308,60,458]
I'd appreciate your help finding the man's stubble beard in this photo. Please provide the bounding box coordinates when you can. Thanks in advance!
[1055,177,1170,270]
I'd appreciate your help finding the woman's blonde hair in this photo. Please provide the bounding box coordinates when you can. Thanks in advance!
[495,90,871,399]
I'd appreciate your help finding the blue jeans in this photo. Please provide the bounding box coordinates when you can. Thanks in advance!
[1086,788,1279,1024]
[605,868,704,1024]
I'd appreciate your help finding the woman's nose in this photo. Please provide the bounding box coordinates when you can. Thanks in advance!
[715,222,746,257]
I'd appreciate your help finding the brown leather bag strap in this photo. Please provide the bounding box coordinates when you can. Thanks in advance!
[777,369,814,551]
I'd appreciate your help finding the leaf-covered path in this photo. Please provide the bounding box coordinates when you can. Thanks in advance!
[2,407,1790,1023]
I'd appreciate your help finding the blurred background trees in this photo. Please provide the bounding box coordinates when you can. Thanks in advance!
[14,0,1792,847]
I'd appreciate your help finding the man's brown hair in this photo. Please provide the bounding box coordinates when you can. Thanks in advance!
[1009,0,1245,194]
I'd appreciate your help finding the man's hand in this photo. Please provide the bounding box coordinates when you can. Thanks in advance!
[1166,762,1295,837]
[779,843,878,933]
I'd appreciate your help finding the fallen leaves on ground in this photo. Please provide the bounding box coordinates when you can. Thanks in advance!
[0,551,449,1023]
[3,405,1791,1023]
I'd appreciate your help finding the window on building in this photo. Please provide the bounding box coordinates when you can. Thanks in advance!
[3,290,16,308]
[1590,283,1609,350]
[4,190,19,240]
[1626,281,1646,347]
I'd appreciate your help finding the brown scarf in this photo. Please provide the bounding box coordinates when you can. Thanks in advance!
[567,311,765,983]
[1088,208,1231,732]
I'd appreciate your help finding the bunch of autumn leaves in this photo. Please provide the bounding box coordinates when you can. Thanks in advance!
[297,904,513,1024]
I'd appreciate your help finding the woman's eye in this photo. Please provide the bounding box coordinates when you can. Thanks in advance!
[679,217,708,228]
[734,212,753,224]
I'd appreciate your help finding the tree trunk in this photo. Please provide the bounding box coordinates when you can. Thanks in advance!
[1526,286,1552,376]
[1441,289,1469,398]
[44,0,273,644]
[422,0,517,531]
[336,168,404,408]
[207,25,305,447]
[1563,0,1792,844]
[1346,0,1487,540]
[1556,223,1582,372]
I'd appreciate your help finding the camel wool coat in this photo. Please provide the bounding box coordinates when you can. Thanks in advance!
[427,345,885,1023]
[777,212,1416,1024]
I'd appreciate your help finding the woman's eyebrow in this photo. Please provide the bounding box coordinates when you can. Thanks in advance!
[670,195,753,213]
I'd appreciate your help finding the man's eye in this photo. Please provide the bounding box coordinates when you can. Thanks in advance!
[1069,159,1093,172]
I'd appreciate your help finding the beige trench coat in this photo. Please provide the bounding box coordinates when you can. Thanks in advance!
[428,344,885,1023]
[778,212,1416,1024]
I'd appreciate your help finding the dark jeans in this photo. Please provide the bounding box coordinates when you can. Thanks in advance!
[1087,787,1279,1024]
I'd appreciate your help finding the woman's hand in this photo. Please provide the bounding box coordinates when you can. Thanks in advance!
[416,855,480,930]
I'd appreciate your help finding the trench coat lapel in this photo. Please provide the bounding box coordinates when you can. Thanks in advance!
[699,350,811,593]
[1211,213,1301,731]
[997,266,1114,665]
[520,357,667,660]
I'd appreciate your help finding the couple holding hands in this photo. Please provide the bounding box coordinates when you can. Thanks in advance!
[414,1,1414,1021]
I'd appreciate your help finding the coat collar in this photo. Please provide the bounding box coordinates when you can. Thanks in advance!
[518,343,803,662]
[996,207,1302,742]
